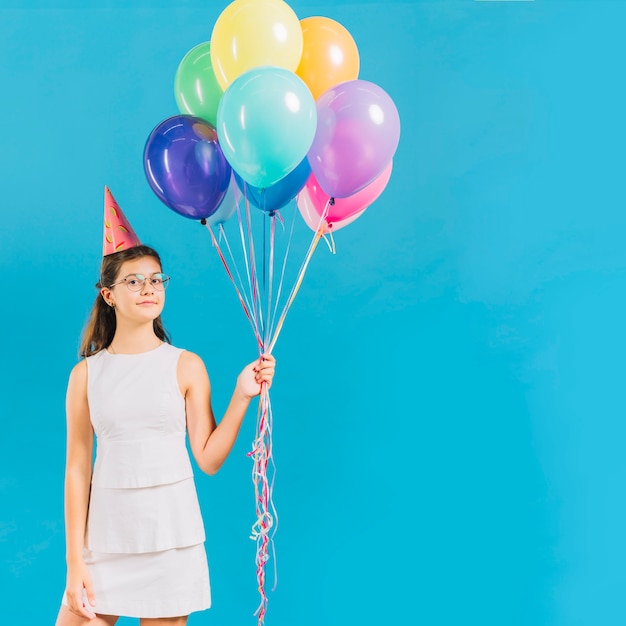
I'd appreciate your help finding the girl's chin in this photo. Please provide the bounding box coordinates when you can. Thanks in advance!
[132,307,164,320]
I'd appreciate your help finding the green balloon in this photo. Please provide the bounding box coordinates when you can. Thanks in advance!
[174,41,223,127]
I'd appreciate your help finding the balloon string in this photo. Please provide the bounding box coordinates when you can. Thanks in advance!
[264,213,276,349]
[266,386,279,594]
[261,210,267,344]
[244,188,260,336]
[268,229,322,353]
[320,228,337,254]
[267,201,330,353]
[236,188,263,350]
[263,210,267,292]
[247,382,277,626]
[205,193,327,626]
[244,187,265,343]
[268,205,297,344]
[235,201,275,623]
[205,223,262,347]
[218,223,262,340]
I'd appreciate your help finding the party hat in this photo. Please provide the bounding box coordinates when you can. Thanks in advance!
[103,186,141,255]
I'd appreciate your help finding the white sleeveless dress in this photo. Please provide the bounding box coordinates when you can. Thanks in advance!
[62,343,211,618]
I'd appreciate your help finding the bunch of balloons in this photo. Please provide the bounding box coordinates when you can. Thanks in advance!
[144,0,400,232]
[143,3,400,625]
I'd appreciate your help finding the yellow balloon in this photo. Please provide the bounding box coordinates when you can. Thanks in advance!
[296,16,360,101]
[211,0,304,90]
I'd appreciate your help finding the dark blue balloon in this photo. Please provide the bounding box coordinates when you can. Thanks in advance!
[234,157,311,213]
[144,115,231,220]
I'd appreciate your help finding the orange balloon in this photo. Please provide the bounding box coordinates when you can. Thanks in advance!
[296,16,360,101]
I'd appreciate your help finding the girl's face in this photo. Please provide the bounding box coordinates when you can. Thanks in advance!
[101,256,166,323]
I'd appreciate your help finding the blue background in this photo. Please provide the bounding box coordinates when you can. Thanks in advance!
[2,0,625,624]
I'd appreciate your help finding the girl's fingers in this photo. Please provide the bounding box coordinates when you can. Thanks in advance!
[75,601,96,620]
[252,354,276,390]
[68,598,95,620]
[68,582,97,619]
[253,354,275,370]
[85,581,97,609]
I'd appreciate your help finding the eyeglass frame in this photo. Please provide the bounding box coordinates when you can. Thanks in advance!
[108,272,171,292]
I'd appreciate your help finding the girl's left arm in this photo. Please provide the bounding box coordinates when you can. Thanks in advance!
[179,351,276,475]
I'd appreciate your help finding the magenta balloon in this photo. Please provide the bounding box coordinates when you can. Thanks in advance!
[297,195,366,234]
[298,160,393,224]
[307,80,400,198]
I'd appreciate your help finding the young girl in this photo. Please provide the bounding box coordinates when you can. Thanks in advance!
[55,191,275,626]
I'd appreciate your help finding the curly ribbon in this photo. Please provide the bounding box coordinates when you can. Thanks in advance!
[247,383,277,625]
[204,194,332,626]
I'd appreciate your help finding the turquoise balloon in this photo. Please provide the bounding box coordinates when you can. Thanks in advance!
[217,66,317,189]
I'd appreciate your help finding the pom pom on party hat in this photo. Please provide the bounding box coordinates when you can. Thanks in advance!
[103,186,141,256]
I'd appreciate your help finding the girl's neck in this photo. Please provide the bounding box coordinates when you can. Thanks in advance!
[108,324,162,355]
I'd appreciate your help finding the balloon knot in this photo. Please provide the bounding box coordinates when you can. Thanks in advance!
[200,218,207,225]
[329,197,335,206]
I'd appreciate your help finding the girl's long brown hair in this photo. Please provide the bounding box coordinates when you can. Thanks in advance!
[79,245,171,357]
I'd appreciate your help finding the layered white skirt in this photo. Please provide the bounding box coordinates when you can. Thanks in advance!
[62,543,211,618]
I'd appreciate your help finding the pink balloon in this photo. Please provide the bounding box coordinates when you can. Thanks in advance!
[297,191,365,234]
[297,160,393,227]
[307,80,400,198]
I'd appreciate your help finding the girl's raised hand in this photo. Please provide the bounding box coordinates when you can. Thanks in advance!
[237,354,276,399]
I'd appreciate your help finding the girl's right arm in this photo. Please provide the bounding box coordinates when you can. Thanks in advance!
[63,360,97,619]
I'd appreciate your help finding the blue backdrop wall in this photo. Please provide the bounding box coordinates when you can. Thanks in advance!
[2,1,625,625]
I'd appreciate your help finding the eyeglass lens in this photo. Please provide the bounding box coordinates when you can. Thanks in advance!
[123,273,169,291]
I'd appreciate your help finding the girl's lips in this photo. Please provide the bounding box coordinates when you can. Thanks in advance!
[137,301,157,305]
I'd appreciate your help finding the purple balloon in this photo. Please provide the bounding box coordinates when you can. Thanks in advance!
[307,80,400,199]
[144,115,232,220]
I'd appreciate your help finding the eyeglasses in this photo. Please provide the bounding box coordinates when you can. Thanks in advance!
[110,273,170,292]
